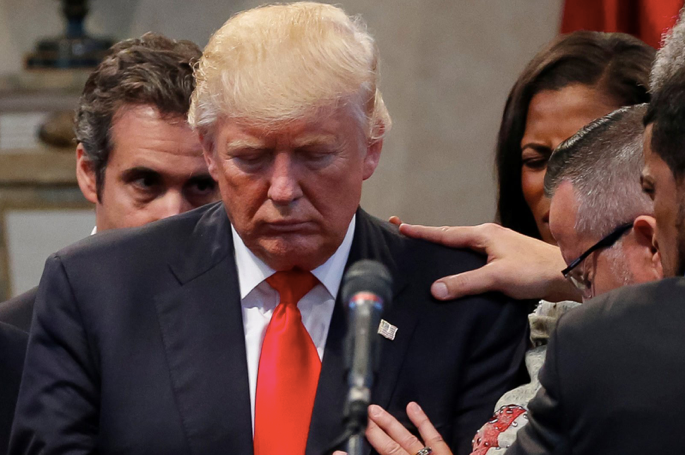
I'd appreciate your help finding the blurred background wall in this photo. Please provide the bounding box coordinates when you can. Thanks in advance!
[0,0,564,296]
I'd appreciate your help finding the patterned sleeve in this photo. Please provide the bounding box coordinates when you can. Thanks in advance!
[471,405,528,454]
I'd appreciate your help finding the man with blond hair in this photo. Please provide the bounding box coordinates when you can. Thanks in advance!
[10,3,527,454]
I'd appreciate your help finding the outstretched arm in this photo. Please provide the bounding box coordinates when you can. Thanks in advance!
[391,220,579,303]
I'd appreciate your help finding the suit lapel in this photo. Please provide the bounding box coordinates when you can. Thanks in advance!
[155,204,254,455]
[154,205,422,455]
[306,209,422,454]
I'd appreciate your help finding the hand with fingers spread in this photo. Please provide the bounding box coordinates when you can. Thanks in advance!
[391,220,580,303]
[333,402,452,455]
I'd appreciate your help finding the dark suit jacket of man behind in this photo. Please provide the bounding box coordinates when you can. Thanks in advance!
[0,321,28,454]
[0,289,36,333]
[508,277,685,455]
[10,203,528,455]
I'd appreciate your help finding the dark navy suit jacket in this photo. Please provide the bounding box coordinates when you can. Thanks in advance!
[0,321,28,454]
[10,203,528,455]
[0,288,37,333]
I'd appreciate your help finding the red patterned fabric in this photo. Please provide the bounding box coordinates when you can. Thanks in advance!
[561,0,683,48]
[471,405,527,454]
[254,270,320,455]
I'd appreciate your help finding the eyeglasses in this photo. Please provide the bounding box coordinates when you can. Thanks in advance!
[561,222,634,298]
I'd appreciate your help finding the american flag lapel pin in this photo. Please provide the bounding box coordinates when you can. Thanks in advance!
[378,319,398,340]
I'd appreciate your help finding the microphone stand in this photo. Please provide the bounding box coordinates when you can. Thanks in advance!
[325,259,391,455]
[344,384,370,455]
[346,434,364,455]
[344,291,381,455]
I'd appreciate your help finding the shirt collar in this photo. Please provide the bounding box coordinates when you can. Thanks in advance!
[231,215,356,299]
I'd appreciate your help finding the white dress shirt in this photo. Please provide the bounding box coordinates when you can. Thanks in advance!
[231,215,356,431]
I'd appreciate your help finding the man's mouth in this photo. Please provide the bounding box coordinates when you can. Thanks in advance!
[265,220,314,232]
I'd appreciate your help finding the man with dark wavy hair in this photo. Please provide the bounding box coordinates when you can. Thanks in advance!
[0,34,218,454]
[0,33,218,333]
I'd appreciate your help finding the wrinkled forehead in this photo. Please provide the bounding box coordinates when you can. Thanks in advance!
[211,86,370,133]
[214,101,367,147]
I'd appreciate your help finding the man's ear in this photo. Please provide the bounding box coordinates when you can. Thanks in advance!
[75,144,98,204]
[362,121,385,180]
[633,215,664,279]
[199,131,220,182]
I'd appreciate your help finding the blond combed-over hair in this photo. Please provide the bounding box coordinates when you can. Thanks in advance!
[189,2,391,141]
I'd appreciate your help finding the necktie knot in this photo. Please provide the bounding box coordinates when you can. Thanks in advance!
[266,269,318,306]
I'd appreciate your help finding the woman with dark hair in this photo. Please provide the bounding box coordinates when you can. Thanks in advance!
[389,32,655,303]
[497,31,653,243]
[337,31,656,455]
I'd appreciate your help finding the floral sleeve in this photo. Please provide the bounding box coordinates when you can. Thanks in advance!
[471,405,528,454]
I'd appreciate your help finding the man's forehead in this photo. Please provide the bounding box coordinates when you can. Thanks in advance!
[110,139,205,164]
[220,103,362,144]
[110,108,203,159]
[642,124,653,159]
[224,132,340,149]
[125,146,207,166]
[640,129,673,180]
[549,181,588,261]
[640,125,657,177]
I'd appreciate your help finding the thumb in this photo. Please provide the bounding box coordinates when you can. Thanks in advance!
[431,266,497,300]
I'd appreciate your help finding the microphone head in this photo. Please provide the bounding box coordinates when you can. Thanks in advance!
[341,259,393,305]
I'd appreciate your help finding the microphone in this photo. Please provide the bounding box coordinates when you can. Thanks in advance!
[341,259,392,455]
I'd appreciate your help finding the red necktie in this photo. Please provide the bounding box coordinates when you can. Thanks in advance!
[254,270,321,455]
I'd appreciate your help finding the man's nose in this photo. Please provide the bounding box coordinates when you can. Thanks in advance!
[267,152,303,204]
[151,191,192,221]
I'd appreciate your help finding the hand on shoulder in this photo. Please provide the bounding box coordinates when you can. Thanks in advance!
[390,218,580,303]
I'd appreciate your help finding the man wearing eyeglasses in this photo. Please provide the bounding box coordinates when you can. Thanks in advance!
[545,104,662,301]
[472,104,664,455]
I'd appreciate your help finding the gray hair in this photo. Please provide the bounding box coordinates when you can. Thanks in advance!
[544,104,652,239]
[651,7,685,93]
